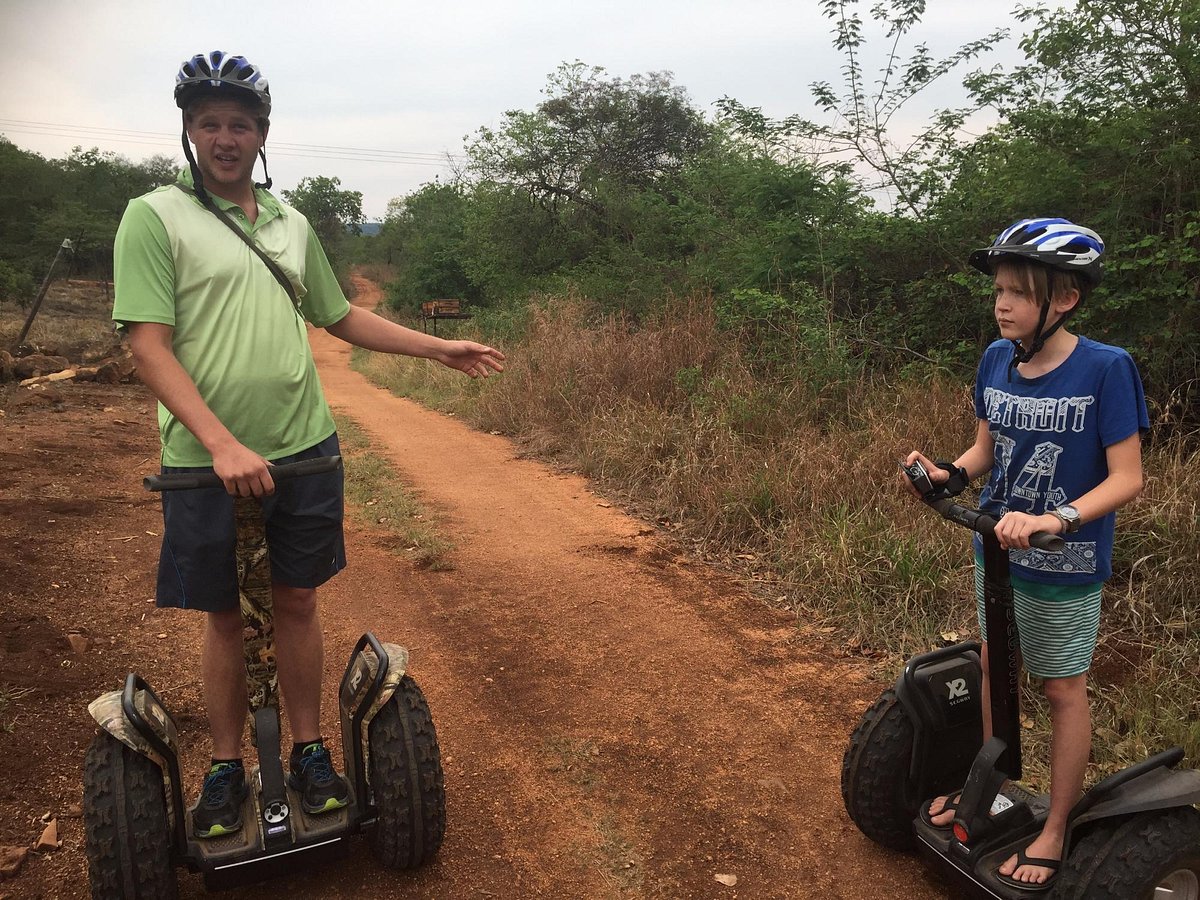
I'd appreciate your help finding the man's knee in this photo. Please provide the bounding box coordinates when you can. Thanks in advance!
[272,584,318,622]
[207,606,244,639]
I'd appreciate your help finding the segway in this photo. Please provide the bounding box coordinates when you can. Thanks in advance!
[82,455,446,897]
[841,459,1200,898]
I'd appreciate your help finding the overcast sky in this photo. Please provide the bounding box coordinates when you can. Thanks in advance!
[0,0,1052,220]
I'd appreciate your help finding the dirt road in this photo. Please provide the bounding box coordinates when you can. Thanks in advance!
[0,276,947,898]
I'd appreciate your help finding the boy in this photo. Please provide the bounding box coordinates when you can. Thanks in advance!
[906,217,1147,890]
[113,50,504,839]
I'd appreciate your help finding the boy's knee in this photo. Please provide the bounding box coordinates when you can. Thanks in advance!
[1043,673,1088,706]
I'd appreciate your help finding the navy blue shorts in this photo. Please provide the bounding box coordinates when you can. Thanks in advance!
[155,433,347,612]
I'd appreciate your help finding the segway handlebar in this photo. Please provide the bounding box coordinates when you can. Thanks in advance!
[902,459,1064,553]
[143,455,343,492]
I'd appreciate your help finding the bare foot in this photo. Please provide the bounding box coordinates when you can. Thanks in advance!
[925,793,960,827]
[998,829,1063,885]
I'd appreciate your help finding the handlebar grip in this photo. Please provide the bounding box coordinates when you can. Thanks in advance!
[1030,531,1065,553]
[144,455,342,492]
[928,497,1064,553]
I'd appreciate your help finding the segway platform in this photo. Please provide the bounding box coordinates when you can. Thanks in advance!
[841,461,1200,899]
[82,458,446,898]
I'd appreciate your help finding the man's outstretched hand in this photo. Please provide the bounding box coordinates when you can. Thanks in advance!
[436,341,506,378]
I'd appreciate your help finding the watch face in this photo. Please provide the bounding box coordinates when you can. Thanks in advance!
[1058,504,1081,532]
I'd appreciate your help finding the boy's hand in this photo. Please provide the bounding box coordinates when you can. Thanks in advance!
[901,451,948,498]
[993,511,1062,549]
[435,341,506,379]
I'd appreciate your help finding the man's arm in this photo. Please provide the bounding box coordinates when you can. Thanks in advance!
[324,306,505,378]
[127,322,276,496]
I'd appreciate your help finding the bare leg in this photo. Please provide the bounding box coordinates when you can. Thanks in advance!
[998,673,1090,885]
[271,583,324,744]
[203,607,248,759]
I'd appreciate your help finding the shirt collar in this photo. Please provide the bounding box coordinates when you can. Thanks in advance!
[175,168,284,222]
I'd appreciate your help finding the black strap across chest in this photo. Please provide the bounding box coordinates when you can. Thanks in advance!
[172,182,300,310]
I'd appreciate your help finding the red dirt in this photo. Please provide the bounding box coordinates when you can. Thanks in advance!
[0,276,949,898]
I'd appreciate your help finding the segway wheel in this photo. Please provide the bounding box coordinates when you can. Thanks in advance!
[840,688,918,851]
[367,674,446,868]
[82,731,178,899]
[1053,806,1200,899]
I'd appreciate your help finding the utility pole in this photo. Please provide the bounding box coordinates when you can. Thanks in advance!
[12,238,75,353]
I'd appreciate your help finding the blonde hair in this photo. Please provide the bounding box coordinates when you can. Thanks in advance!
[995,258,1089,309]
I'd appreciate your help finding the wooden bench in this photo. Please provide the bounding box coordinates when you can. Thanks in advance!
[419,299,473,334]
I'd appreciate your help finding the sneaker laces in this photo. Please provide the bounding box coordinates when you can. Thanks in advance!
[201,764,239,807]
[296,745,335,784]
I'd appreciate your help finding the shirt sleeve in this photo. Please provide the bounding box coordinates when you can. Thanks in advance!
[299,225,351,328]
[1097,350,1150,447]
[112,198,176,328]
[974,343,1000,419]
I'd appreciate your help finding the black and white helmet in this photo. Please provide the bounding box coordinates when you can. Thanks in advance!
[175,51,271,117]
[969,218,1104,286]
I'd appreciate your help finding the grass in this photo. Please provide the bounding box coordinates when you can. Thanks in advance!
[351,289,1200,789]
[0,685,34,733]
[335,416,453,569]
[542,735,643,889]
[0,280,123,358]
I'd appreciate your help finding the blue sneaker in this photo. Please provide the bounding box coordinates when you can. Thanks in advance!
[193,762,248,839]
[288,742,350,814]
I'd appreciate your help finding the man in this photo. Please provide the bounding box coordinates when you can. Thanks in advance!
[113,50,504,839]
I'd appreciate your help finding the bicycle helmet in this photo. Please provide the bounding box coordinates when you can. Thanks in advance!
[175,51,273,195]
[175,51,271,117]
[969,217,1104,286]
[971,218,1105,376]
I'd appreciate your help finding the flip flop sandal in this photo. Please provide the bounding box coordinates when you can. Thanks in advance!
[997,847,1061,893]
[919,793,961,830]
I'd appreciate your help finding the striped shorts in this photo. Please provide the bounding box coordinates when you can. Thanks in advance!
[974,556,1102,679]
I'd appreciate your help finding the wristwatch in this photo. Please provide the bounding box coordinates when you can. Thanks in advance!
[1052,504,1082,534]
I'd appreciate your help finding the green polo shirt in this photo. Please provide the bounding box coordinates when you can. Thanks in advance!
[113,171,351,466]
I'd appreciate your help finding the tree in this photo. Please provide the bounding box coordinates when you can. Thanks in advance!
[945,0,1200,410]
[719,0,1007,219]
[467,62,711,219]
[375,181,479,308]
[0,139,175,285]
[281,175,364,251]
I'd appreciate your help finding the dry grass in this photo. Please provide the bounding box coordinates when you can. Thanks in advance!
[353,292,1200,782]
[0,280,122,358]
[335,416,453,569]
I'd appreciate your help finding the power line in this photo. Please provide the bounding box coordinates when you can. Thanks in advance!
[0,117,465,168]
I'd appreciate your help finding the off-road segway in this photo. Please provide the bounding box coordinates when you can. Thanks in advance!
[82,455,446,897]
[841,459,1200,898]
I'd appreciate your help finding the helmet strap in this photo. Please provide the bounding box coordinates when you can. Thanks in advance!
[180,121,211,206]
[255,147,272,190]
[1007,295,1073,381]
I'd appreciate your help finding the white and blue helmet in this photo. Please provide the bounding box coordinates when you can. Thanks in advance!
[970,218,1104,286]
[175,51,271,118]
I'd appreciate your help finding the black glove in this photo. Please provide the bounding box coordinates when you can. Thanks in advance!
[935,461,971,496]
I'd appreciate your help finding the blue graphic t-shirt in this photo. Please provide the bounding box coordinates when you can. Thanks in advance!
[973,336,1149,585]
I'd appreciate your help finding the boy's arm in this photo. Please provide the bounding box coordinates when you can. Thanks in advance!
[127,322,275,497]
[324,305,505,378]
[994,431,1143,549]
[904,420,994,492]
[1068,432,1144,523]
[954,420,995,480]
